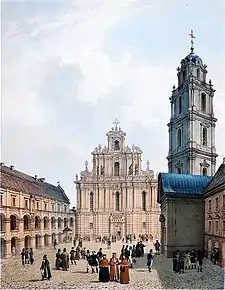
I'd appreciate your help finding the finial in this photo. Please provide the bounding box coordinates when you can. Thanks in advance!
[85,160,88,169]
[57,181,60,186]
[177,67,180,72]
[75,174,78,181]
[112,118,120,130]
[189,29,195,53]
[146,160,150,170]
[223,157,225,164]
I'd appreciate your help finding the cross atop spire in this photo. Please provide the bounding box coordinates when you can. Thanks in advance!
[189,29,195,53]
[112,118,120,130]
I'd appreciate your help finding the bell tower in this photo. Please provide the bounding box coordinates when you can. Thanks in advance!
[167,30,218,176]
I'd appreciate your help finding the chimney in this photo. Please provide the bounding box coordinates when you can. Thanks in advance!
[39,178,45,182]
[10,165,14,170]
[34,175,38,180]
[0,162,4,166]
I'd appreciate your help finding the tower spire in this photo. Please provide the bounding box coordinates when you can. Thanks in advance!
[112,118,120,130]
[189,29,195,53]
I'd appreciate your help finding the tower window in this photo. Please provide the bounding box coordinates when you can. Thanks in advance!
[177,129,182,148]
[114,140,120,150]
[114,162,120,176]
[182,70,186,82]
[202,168,207,176]
[197,68,200,79]
[115,192,120,211]
[202,127,207,146]
[177,167,182,174]
[90,192,94,212]
[142,192,146,211]
[201,93,206,112]
[178,96,182,114]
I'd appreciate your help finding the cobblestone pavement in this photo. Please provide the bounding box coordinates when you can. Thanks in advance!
[1,241,224,289]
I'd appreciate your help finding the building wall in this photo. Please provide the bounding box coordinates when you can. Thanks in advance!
[204,189,225,266]
[161,196,204,257]
[0,188,75,258]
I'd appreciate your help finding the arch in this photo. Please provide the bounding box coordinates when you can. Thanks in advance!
[58,232,63,244]
[115,191,120,211]
[35,216,41,230]
[51,217,56,229]
[177,128,182,148]
[69,217,74,228]
[114,162,120,176]
[43,216,49,229]
[35,234,41,249]
[201,93,206,112]
[90,192,94,212]
[24,235,31,248]
[0,238,6,258]
[44,234,48,246]
[0,213,5,232]
[11,237,19,254]
[23,215,31,231]
[202,127,207,146]
[10,214,18,231]
[58,217,62,229]
[64,218,68,228]
[114,140,120,150]
[177,167,182,174]
[178,96,182,114]
[197,68,200,79]
[52,233,56,245]
[142,191,146,211]
[202,167,207,176]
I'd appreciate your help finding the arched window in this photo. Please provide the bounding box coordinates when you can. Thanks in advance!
[202,127,207,146]
[177,129,182,148]
[10,215,17,231]
[114,162,120,176]
[201,93,206,112]
[90,192,94,212]
[43,217,48,229]
[178,96,182,114]
[23,215,30,230]
[35,216,41,229]
[177,168,182,174]
[115,192,120,211]
[114,140,120,151]
[182,70,186,82]
[203,168,207,176]
[142,191,146,211]
[197,68,200,79]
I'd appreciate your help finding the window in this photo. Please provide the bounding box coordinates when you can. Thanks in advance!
[64,206,67,213]
[142,192,146,211]
[178,96,182,114]
[174,219,177,226]
[202,168,207,176]
[177,167,182,174]
[223,220,225,233]
[58,204,60,212]
[45,203,47,211]
[223,195,225,208]
[215,221,219,233]
[142,222,146,229]
[52,204,54,212]
[114,140,120,151]
[36,202,39,210]
[24,199,28,209]
[177,129,182,147]
[208,200,212,211]
[90,223,93,229]
[12,197,16,207]
[0,195,2,206]
[114,162,120,176]
[201,93,206,112]
[115,192,120,211]
[215,197,219,211]
[202,127,207,146]
[197,68,200,79]
[208,221,212,233]
[90,192,94,212]
[182,70,186,82]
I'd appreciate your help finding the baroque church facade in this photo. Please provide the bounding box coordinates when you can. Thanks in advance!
[75,121,160,241]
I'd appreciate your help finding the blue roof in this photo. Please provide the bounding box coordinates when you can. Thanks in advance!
[158,173,212,201]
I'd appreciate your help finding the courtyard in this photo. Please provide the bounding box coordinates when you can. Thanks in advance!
[1,241,224,289]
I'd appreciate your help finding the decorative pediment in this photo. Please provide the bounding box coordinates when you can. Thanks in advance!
[175,160,183,168]
[200,122,210,128]
[200,159,210,168]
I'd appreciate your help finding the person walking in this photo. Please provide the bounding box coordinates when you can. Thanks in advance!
[61,248,69,271]
[21,248,25,265]
[55,249,62,270]
[40,254,52,281]
[70,247,76,265]
[147,249,154,272]
[29,248,34,265]
[197,250,203,272]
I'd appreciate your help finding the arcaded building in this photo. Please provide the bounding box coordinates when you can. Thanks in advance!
[75,121,160,241]
[0,163,75,258]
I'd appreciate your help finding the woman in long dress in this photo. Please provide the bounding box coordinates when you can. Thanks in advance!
[55,249,62,270]
[120,256,129,284]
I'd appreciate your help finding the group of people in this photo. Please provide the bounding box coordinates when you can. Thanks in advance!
[21,248,34,265]
[211,247,220,265]
[173,249,204,273]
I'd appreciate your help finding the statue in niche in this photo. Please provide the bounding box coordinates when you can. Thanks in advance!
[96,166,99,176]
[100,165,104,175]
[135,164,139,175]
[128,164,133,175]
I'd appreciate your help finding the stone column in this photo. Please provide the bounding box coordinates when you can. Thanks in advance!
[40,236,45,249]
[30,236,35,249]
[4,219,10,241]
[5,240,12,258]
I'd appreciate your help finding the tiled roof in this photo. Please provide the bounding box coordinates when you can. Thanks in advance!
[203,163,225,194]
[0,164,70,204]
[158,173,212,202]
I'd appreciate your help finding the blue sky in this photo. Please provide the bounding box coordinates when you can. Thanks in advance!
[2,0,225,206]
